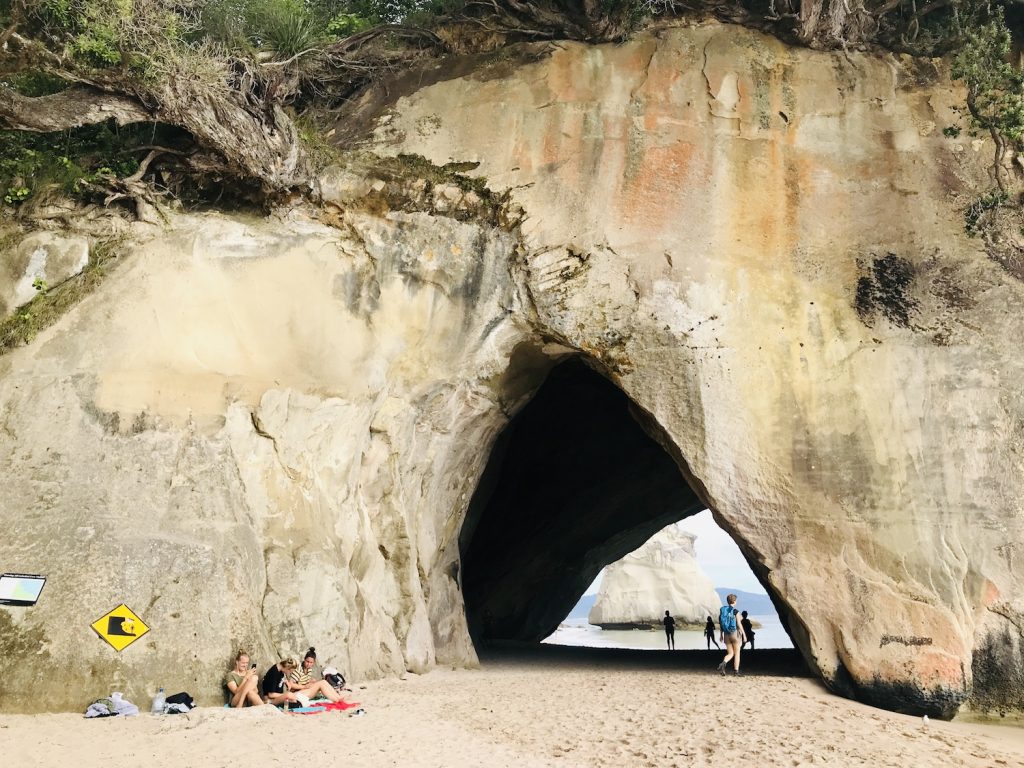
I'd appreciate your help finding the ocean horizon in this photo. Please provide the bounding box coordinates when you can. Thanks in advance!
[543,613,794,651]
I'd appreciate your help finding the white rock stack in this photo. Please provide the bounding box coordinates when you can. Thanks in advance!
[588,525,721,628]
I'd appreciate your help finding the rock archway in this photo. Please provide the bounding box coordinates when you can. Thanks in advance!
[376,23,1024,719]
[460,355,783,647]
[3,22,1024,722]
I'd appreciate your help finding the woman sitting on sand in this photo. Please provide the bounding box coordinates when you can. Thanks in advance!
[225,649,264,707]
[287,647,344,703]
[262,658,304,706]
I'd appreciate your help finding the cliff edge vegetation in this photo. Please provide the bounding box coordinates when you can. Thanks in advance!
[1,0,1023,220]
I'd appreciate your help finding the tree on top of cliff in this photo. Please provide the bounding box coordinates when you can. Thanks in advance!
[0,0,1020,217]
[0,0,448,214]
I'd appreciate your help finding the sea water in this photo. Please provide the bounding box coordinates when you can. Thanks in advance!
[543,614,793,650]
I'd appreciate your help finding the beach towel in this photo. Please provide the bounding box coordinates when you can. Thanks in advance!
[288,700,361,715]
[311,700,360,711]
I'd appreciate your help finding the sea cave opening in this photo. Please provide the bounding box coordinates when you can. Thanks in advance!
[459,354,799,663]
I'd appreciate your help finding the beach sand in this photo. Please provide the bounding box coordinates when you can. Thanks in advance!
[3,645,1022,767]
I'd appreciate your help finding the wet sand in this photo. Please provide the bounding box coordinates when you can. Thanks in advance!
[2,645,1022,767]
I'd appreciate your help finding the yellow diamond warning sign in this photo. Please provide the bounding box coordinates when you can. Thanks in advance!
[91,603,150,652]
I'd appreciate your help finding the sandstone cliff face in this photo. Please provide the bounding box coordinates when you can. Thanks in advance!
[1,22,1022,717]
[588,526,721,627]
[0,206,524,710]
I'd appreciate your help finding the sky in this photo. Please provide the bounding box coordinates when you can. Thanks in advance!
[584,509,767,596]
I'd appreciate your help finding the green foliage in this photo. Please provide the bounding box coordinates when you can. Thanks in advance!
[324,11,372,36]
[198,0,389,57]
[3,186,30,204]
[3,71,70,97]
[245,0,326,56]
[950,8,1024,143]
[67,30,122,66]
[294,112,342,171]
[942,125,962,138]
[33,0,136,68]
[197,0,252,50]
[336,0,426,24]
[0,124,143,206]
[315,0,459,26]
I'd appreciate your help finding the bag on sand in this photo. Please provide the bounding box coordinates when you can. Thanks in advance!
[165,692,195,709]
[719,605,737,633]
[323,666,346,691]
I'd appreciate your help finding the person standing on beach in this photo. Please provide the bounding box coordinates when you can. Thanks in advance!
[716,594,746,675]
[662,610,676,650]
[704,616,720,649]
[740,611,755,650]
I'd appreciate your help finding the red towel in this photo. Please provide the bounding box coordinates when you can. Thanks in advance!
[310,700,360,712]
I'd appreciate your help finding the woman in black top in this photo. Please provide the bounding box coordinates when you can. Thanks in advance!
[262,659,301,706]
[740,611,755,650]
[704,616,720,649]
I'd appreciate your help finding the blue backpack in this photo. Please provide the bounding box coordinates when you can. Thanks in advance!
[719,605,737,633]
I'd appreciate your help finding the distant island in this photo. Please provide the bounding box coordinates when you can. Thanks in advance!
[587,527,721,629]
[714,588,777,616]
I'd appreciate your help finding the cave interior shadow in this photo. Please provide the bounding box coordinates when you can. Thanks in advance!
[459,355,801,672]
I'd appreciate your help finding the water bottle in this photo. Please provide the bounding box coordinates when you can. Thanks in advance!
[151,687,166,714]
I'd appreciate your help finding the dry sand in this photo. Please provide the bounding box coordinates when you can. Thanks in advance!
[3,646,1023,768]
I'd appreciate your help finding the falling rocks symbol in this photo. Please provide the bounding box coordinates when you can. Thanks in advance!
[91,603,150,651]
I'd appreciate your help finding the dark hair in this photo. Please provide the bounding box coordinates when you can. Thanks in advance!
[304,646,317,661]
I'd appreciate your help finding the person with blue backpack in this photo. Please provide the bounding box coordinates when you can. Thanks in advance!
[716,593,747,675]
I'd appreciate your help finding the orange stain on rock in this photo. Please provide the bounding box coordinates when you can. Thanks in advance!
[619,139,701,231]
[982,580,1000,607]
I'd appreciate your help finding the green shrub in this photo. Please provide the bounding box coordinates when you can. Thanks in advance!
[325,12,372,37]
[245,0,326,56]
[951,9,1024,144]
[0,124,146,206]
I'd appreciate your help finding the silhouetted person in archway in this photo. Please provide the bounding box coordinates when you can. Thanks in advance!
[740,610,755,650]
[662,610,675,650]
[716,594,746,675]
[704,616,720,649]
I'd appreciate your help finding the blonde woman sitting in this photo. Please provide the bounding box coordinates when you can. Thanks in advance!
[225,649,264,708]
[261,658,303,706]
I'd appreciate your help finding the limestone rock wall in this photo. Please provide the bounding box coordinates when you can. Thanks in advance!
[1,21,1023,717]
[369,22,1024,716]
[0,206,529,711]
[589,526,722,627]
